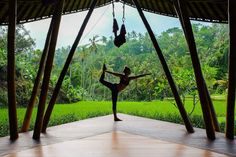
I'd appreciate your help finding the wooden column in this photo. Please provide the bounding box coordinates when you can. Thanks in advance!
[226,0,236,140]
[173,0,215,139]
[174,1,219,132]
[132,0,194,133]
[42,0,98,133]
[7,0,18,140]
[21,18,54,132]
[33,0,64,140]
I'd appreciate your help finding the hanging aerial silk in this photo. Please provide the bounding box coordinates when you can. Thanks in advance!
[112,0,127,48]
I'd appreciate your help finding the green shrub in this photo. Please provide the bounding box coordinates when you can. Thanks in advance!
[219,122,236,135]
[0,122,8,137]
[190,115,205,128]
[0,88,7,106]
[16,80,33,107]
[48,114,78,126]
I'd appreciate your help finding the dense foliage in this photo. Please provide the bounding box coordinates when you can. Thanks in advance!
[0,23,228,106]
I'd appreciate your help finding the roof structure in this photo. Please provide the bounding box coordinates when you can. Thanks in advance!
[0,0,228,25]
[3,0,236,141]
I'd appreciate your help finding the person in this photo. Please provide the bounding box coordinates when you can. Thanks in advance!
[99,64,151,121]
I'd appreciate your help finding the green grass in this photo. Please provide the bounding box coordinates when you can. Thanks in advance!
[0,100,235,137]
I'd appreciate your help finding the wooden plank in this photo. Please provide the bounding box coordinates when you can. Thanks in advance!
[173,0,216,139]
[63,0,71,13]
[41,0,98,133]
[75,0,82,11]
[69,0,76,12]
[1,114,236,156]
[226,0,236,140]
[32,0,64,140]
[79,0,87,11]
[0,5,9,25]
[21,4,35,21]
[7,0,18,141]
[16,3,27,23]
[132,0,194,133]
[33,4,45,20]
[150,0,161,13]
[2,131,228,157]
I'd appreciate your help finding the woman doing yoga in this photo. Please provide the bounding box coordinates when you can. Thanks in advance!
[99,64,151,121]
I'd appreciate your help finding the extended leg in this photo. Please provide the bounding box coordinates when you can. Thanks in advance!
[112,91,122,121]
[99,68,113,90]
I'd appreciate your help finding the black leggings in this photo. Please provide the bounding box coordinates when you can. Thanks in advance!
[99,72,118,111]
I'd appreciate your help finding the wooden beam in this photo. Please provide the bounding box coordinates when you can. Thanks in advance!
[42,0,98,133]
[33,0,64,140]
[132,0,194,133]
[173,0,215,140]
[21,17,54,132]
[226,0,236,140]
[7,0,18,141]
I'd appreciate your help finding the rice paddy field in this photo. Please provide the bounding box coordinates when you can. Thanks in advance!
[0,99,235,137]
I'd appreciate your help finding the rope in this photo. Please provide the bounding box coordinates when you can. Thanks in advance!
[112,0,125,23]
[112,0,115,18]
[80,4,110,43]
[122,0,125,23]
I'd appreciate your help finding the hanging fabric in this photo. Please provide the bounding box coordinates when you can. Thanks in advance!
[113,0,127,48]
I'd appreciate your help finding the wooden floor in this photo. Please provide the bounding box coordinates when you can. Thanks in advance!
[0,114,235,157]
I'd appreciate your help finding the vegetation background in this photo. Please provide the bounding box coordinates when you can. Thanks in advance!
[0,23,233,137]
[0,23,229,105]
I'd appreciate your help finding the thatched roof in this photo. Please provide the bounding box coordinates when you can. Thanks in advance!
[0,0,228,25]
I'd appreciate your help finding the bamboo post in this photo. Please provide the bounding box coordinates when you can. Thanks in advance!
[7,0,18,141]
[21,18,54,132]
[33,0,64,140]
[173,1,219,132]
[226,0,236,140]
[42,0,98,133]
[175,0,219,132]
[173,1,220,132]
[173,0,215,139]
[132,0,194,133]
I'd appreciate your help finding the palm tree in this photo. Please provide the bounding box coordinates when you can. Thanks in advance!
[88,35,100,54]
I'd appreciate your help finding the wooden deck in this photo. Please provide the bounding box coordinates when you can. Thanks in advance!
[0,114,235,157]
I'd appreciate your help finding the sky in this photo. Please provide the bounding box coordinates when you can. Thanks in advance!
[23,2,207,50]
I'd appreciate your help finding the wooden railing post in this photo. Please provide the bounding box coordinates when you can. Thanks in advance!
[7,0,18,141]
[173,0,216,140]
[33,0,64,140]
[226,0,236,140]
[132,0,194,133]
[21,17,54,132]
[42,0,98,133]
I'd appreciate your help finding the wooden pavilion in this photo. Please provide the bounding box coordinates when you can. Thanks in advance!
[0,0,235,146]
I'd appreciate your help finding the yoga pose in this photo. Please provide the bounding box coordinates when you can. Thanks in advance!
[99,64,151,121]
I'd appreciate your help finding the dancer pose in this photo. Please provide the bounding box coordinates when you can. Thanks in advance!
[99,64,150,121]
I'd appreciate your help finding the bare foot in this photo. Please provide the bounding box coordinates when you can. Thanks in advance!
[114,118,122,121]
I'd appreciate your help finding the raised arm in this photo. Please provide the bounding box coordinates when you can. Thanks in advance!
[106,70,123,77]
[129,73,151,80]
